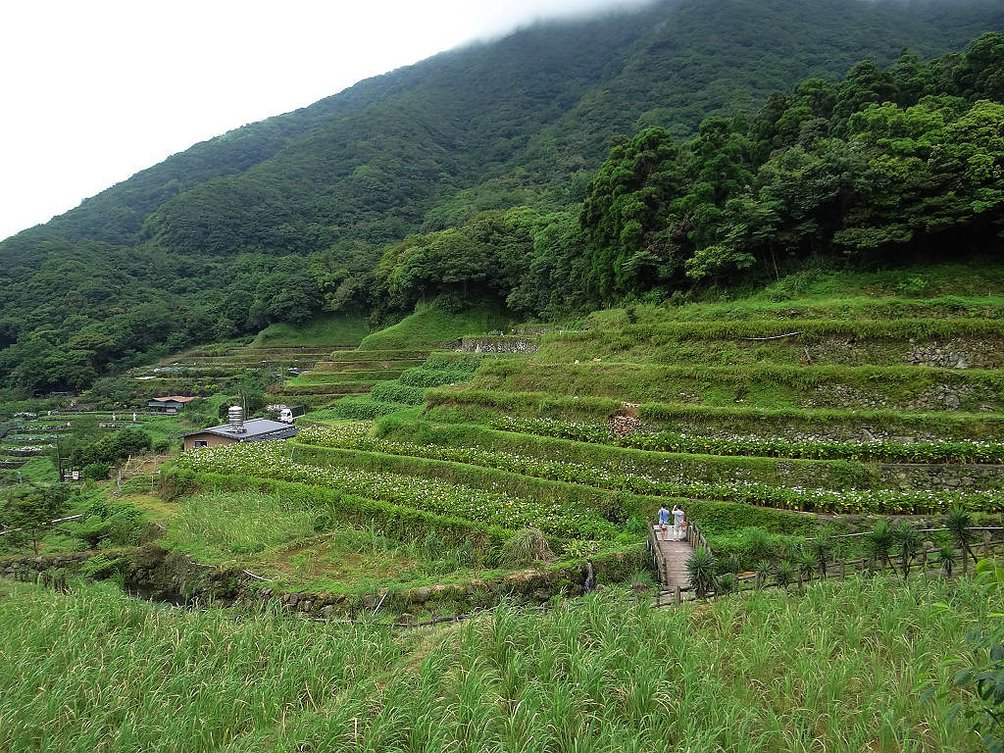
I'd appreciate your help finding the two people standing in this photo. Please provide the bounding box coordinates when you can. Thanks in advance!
[657,504,686,541]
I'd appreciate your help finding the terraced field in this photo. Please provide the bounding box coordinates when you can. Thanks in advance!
[156,291,1004,598]
[256,292,1004,582]
[270,349,432,409]
[128,315,372,402]
[270,304,514,411]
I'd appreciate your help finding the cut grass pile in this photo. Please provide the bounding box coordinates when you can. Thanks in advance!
[0,575,994,752]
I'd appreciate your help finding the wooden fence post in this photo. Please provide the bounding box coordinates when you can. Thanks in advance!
[675,587,682,605]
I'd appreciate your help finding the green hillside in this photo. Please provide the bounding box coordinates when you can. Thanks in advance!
[0,0,1002,394]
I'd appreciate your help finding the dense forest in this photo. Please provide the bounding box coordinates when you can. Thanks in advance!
[1,0,1002,393]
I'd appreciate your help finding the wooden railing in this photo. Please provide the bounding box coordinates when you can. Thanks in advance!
[646,525,671,585]
[685,520,711,554]
[655,526,1004,607]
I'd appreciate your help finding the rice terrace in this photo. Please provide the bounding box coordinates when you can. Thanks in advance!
[3,1,1004,751]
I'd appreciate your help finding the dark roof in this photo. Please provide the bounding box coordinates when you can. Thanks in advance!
[184,418,298,442]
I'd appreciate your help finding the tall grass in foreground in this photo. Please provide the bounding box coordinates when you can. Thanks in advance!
[0,581,400,753]
[0,575,995,752]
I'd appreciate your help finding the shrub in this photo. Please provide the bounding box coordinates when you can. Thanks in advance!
[82,463,110,481]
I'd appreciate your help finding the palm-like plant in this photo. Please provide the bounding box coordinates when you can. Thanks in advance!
[892,522,923,579]
[754,559,772,590]
[686,547,717,598]
[935,544,957,577]
[773,560,795,590]
[945,508,977,574]
[794,547,817,586]
[867,519,895,571]
[807,529,835,580]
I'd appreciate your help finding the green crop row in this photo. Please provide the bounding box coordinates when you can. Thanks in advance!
[369,382,426,405]
[323,350,431,364]
[310,397,415,420]
[547,317,1004,343]
[470,361,1004,411]
[399,365,481,388]
[587,295,1004,324]
[178,442,619,541]
[280,383,375,396]
[290,369,409,384]
[533,334,1004,370]
[299,423,1004,516]
[496,416,1004,464]
[476,360,1004,389]
[424,388,1004,441]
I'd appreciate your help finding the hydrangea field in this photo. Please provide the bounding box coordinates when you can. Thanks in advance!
[179,441,618,540]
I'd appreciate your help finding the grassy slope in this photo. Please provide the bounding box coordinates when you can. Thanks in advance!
[359,304,513,351]
[252,315,369,347]
[0,576,994,752]
[161,489,496,594]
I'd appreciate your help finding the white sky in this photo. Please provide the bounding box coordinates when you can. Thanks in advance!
[0,0,644,243]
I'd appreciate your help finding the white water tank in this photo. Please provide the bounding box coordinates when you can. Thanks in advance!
[228,405,245,432]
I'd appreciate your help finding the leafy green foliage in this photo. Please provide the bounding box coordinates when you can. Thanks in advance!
[70,428,153,468]
[0,485,72,554]
[580,33,1004,294]
[2,5,1002,393]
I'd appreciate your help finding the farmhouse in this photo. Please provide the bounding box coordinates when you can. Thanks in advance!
[183,407,298,451]
[147,395,197,414]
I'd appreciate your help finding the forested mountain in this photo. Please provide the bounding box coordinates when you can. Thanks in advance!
[2,0,1003,393]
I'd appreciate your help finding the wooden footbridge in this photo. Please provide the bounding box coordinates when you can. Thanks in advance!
[647,522,710,606]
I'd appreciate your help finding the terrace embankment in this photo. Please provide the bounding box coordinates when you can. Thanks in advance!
[0,543,641,620]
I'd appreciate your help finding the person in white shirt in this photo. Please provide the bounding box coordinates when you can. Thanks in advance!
[672,505,685,541]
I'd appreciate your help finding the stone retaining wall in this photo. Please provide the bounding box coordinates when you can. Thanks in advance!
[876,463,1004,492]
[457,336,539,354]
